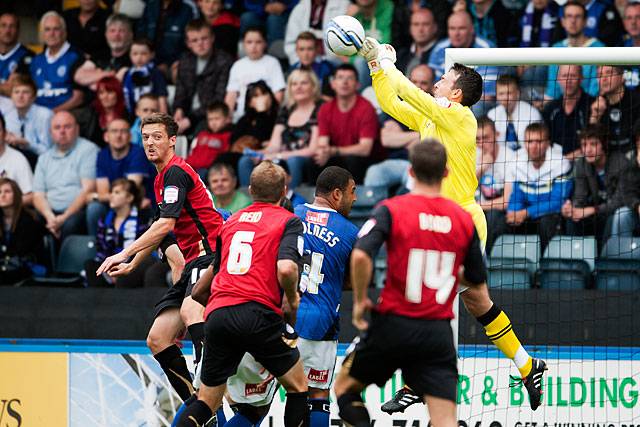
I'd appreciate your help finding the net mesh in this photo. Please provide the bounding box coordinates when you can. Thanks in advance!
[452,62,640,425]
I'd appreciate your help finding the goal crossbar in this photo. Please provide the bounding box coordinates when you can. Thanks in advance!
[444,46,640,70]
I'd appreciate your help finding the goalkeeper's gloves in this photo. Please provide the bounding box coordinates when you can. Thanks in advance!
[377,43,397,71]
[358,37,381,73]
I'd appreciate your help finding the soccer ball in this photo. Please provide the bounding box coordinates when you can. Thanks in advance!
[324,15,365,57]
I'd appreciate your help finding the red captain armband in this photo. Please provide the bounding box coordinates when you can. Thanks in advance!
[435,97,451,108]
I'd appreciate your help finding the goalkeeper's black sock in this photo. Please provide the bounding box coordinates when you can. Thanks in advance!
[187,322,205,364]
[175,399,212,427]
[154,344,194,401]
[338,393,370,427]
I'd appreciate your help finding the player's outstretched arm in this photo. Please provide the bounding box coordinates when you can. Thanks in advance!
[96,217,176,276]
[371,71,423,132]
[107,244,156,278]
[379,56,461,130]
[359,37,422,131]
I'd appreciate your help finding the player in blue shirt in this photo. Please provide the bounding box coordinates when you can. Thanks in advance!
[294,166,358,427]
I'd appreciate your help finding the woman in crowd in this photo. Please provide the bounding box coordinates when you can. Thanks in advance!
[85,179,153,288]
[0,178,46,285]
[217,80,279,175]
[81,76,128,144]
[237,69,322,188]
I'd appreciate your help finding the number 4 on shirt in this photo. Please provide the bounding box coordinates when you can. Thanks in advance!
[406,249,456,305]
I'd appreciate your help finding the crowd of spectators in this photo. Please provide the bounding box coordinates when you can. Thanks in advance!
[2,0,640,286]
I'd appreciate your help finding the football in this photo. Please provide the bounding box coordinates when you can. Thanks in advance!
[324,15,366,57]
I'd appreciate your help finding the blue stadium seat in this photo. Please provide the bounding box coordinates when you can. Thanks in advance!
[373,245,387,288]
[349,186,388,228]
[537,236,596,289]
[295,185,316,203]
[487,235,540,289]
[31,235,97,287]
[594,237,640,291]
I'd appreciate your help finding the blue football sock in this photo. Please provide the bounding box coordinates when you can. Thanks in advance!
[224,413,254,427]
[216,407,227,426]
[309,398,330,427]
[171,395,196,427]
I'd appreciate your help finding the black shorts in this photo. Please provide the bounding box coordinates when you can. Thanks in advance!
[153,254,214,318]
[201,302,300,387]
[344,312,458,402]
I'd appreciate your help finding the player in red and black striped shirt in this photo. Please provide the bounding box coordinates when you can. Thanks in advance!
[334,141,487,427]
[97,113,223,403]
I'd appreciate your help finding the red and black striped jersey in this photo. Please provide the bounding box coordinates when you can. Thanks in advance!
[356,194,486,320]
[154,154,223,263]
[205,202,303,319]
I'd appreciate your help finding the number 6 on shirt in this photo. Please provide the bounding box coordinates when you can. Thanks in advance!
[227,231,255,275]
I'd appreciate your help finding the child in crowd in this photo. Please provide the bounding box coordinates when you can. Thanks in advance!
[185,102,233,179]
[225,26,285,122]
[288,31,334,97]
[122,38,168,114]
[84,178,153,288]
[130,94,160,146]
[198,0,240,56]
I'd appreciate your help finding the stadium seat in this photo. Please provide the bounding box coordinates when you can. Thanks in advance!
[537,236,596,289]
[30,235,97,287]
[487,234,540,289]
[349,186,388,227]
[295,185,316,204]
[373,245,387,288]
[594,237,640,291]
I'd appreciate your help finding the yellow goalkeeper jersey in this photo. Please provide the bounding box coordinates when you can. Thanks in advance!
[372,67,487,247]
[372,68,478,205]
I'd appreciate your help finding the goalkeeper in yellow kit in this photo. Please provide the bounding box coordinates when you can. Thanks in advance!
[358,38,547,412]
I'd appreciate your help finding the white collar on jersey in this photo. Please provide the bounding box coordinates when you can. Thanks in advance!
[304,203,337,213]
[45,41,71,64]
[0,43,22,61]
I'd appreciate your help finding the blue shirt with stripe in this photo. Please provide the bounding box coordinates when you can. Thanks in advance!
[294,203,358,341]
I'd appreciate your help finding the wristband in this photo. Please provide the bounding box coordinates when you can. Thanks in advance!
[367,59,381,74]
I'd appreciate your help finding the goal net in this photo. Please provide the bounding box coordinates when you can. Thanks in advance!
[447,46,640,426]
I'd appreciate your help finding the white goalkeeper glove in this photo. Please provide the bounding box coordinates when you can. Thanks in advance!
[377,43,397,71]
[358,37,381,73]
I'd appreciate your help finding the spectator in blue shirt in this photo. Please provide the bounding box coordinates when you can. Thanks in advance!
[30,11,85,112]
[544,1,604,101]
[33,111,98,241]
[122,38,168,114]
[0,12,34,97]
[622,2,640,90]
[130,94,160,146]
[4,74,53,163]
[495,122,573,252]
[87,118,153,236]
[288,32,334,98]
[84,178,154,288]
[428,11,499,113]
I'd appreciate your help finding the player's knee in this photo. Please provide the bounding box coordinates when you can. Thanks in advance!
[233,403,269,424]
[180,298,204,325]
[147,327,171,353]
